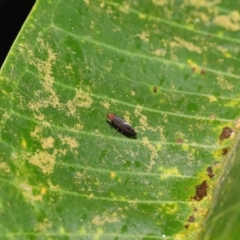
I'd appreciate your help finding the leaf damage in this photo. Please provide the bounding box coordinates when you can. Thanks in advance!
[192,180,208,201]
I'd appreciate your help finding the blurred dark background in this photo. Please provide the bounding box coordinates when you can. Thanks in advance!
[0,0,35,68]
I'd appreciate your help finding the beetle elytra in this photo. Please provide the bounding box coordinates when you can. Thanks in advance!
[106,113,137,137]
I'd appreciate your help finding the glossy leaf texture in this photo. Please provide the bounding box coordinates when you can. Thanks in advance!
[0,0,240,239]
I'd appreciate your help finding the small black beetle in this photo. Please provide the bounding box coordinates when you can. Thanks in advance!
[106,113,137,137]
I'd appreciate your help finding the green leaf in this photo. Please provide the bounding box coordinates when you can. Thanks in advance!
[200,132,240,240]
[0,0,239,239]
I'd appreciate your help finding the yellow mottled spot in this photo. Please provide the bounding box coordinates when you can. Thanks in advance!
[74,123,84,130]
[119,196,126,201]
[0,162,10,173]
[213,149,223,159]
[175,233,187,240]
[217,46,227,54]
[217,75,233,90]
[187,59,197,66]
[182,0,221,8]
[101,100,110,109]
[110,191,115,197]
[217,45,232,58]
[134,107,148,131]
[152,0,167,6]
[158,167,181,179]
[217,31,224,37]
[224,99,240,107]
[66,89,93,116]
[34,217,52,231]
[29,151,55,175]
[130,91,135,96]
[31,126,42,140]
[21,138,27,149]
[142,137,158,171]
[92,213,119,226]
[58,135,78,149]
[95,129,100,134]
[195,12,209,22]
[187,59,199,72]
[158,192,163,197]
[119,3,129,13]
[137,31,149,43]
[230,11,240,22]
[165,204,178,214]
[152,49,166,57]
[59,226,65,234]
[235,119,240,129]
[65,65,72,70]
[123,111,131,123]
[156,143,162,150]
[186,24,194,30]
[28,39,59,114]
[208,95,217,103]
[88,193,94,199]
[41,188,47,195]
[134,106,163,139]
[224,52,232,58]
[19,182,43,202]
[214,14,240,31]
[138,13,146,19]
[110,172,116,178]
[41,136,54,149]
[173,37,202,54]
[228,67,234,73]
[79,227,86,234]
[182,144,189,151]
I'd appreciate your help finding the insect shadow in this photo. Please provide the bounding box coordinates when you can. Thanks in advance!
[106,120,137,139]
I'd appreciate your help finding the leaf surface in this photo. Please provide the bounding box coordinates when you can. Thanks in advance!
[0,0,239,239]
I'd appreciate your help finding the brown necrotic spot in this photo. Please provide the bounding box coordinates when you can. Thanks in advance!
[185,224,189,229]
[210,115,216,120]
[222,148,229,155]
[193,180,207,201]
[176,138,184,143]
[219,127,233,140]
[207,166,215,178]
[187,215,195,222]
[153,86,157,93]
